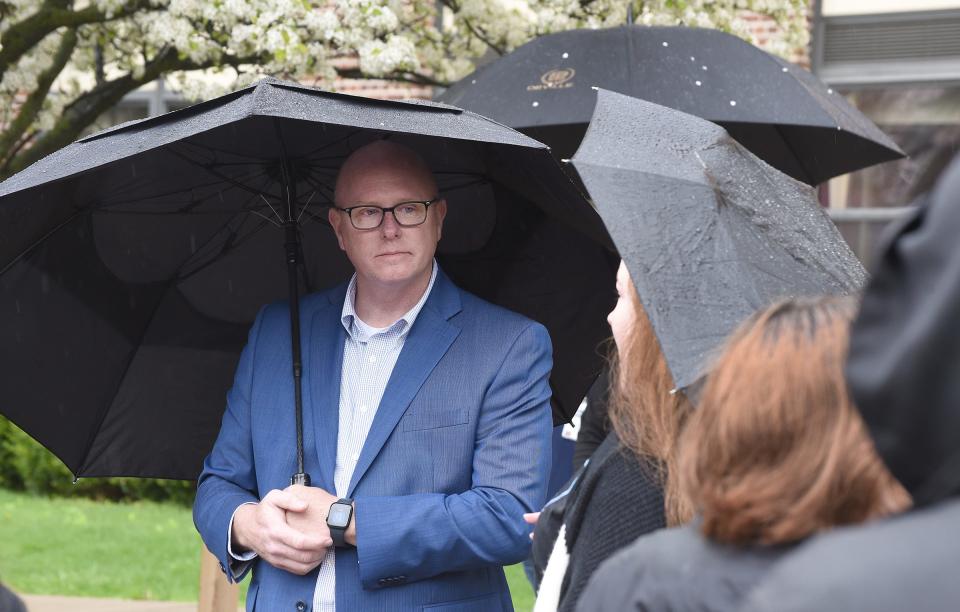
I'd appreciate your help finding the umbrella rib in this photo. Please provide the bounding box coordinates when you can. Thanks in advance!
[0,209,86,278]
[73,262,195,476]
[175,215,273,283]
[250,208,283,227]
[771,123,814,186]
[167,147,284,204]
[303,169,335,203]
[440,178,490,193]
[296,190,317,224]
[258,193,284,226]
[173,172,282,282]
[167,174,277,282]
[301,208,333,228]
[299,128,364,159]
[92,168,271,212]
[176,139,276,164]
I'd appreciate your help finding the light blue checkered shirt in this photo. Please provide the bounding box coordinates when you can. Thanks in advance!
[314,260,438,611]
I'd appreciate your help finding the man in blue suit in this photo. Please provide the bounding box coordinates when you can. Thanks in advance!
[194,140,554,611]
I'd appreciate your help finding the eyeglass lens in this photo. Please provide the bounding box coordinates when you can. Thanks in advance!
[351,202,427,229]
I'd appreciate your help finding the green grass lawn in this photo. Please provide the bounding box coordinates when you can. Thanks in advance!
[0,489,534,610]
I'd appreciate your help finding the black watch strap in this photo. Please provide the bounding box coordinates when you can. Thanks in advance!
[328,497,354,547]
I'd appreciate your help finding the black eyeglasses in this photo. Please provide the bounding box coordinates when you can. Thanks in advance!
[334,198,440,230]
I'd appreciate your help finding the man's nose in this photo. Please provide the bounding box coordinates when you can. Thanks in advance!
[380,209,401,237]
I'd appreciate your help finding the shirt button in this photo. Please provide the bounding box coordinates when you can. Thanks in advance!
[369,355,377,363]
[360,404,368,414]
[351,452,360,461]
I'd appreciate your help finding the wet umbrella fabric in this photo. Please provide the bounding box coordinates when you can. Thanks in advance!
[0,78,615,480]
[438,25,903,186]
[846,153,960,507]
[571,89,866,393]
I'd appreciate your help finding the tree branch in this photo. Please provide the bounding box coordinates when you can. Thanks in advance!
[334,66,447,88]
[0,0,151,80]
[0,48,267,179]
[437,0,507,56]
[0,28,78,170]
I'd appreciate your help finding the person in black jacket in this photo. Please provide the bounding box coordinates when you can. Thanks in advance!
[531,262,692,612]
[577,297,910,612]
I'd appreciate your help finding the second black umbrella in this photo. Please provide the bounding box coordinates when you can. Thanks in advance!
[439,25,904,185]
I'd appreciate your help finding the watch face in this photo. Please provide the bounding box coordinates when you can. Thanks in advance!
[328,503,352,528]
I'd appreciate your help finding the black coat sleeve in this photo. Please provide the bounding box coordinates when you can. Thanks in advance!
[846,155,960,506]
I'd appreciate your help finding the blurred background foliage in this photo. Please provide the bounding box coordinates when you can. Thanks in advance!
[0,415,195,505]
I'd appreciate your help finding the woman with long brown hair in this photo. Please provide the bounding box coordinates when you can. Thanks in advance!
[576,296,910,612]
[531,262,692,612]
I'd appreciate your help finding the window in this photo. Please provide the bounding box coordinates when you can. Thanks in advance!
[813,3,960,265]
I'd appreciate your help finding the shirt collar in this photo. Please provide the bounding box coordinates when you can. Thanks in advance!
[341,259,438,341]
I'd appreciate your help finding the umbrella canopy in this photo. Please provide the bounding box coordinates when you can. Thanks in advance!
[0,78,616,480]
[846,153,960,507]
[438,25,904,185]
[571,89,866,392]
[739,497,960,612]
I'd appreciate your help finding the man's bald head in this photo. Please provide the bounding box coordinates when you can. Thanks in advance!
[327,139,447,294]
[334,140,438,206]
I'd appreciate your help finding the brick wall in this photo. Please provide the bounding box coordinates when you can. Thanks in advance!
[743,9,813,67]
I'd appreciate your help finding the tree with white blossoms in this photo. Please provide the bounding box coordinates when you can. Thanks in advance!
[0,0,808,180]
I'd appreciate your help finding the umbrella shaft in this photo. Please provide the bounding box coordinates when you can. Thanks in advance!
[285,220,309,485]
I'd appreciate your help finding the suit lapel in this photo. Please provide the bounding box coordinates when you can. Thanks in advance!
[309,285,348,493]
[346,271,462,496]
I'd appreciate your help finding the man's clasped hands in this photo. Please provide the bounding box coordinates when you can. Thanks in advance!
[231,484,354,575]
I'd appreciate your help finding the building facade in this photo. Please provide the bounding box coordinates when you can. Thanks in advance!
[814,0,960,264]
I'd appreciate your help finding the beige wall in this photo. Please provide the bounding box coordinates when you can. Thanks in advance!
[823,0,960,16]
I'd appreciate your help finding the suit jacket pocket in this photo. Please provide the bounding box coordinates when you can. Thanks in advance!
[422,593,501,611]
[400,407,469,431]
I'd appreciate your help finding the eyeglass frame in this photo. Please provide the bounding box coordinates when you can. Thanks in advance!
[332,197,442,230]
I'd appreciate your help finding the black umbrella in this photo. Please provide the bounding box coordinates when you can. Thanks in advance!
[0,78,615,481]
[846,153,960,507]
[438,25,904,185]
[570,89,865,392]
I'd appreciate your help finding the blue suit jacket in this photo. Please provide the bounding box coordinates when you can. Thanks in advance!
[194,269,554,611]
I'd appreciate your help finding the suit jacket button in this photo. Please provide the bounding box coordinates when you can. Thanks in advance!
[296,601,307,611]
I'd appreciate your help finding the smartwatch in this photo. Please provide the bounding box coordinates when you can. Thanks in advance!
[327,497,354,547]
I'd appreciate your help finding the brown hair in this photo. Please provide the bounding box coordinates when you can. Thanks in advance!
[609,275,694,526]
[678,296,910,546]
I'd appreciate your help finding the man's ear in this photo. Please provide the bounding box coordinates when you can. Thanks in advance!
[328,207,346,251]
[434,198,447,241]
